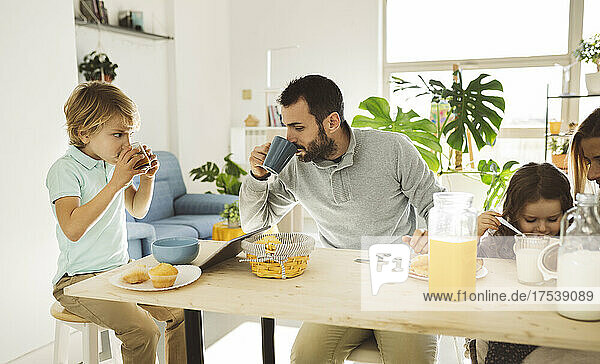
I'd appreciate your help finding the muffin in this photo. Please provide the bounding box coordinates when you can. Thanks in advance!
[148,263,179,288]
[121,264,149,284]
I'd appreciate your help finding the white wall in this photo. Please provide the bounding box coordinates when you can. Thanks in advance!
[229,0,381,132]
[0,1,78,362]
[173,0,232,194]
[73,0,172,151]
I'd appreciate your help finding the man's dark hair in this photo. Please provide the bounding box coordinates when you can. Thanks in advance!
[278,75,346,125]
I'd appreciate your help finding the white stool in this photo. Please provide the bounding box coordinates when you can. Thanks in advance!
[50,301,117,364]
[346,336,382,363]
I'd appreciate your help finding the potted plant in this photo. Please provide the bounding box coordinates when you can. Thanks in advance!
[573,33,600,94]
[190,153,247,228]
[220,202,241,228]
[548,137,569,170]
[78,51,118,82]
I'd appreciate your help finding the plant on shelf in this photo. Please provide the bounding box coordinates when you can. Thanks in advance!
[574,33,600,94]
[220,202,241,228]
[190,153,247,195]
[78,51,118,82]
[574,33,600,72]
[391,69,506,170]
[548,137,569,170]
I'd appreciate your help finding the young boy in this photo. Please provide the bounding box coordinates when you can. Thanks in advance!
[46,81,185,363]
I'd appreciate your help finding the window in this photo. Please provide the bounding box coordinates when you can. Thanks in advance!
[383,0,585,165]
[386,0,569,63]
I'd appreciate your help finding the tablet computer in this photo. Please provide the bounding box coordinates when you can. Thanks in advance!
[199,225,271,269]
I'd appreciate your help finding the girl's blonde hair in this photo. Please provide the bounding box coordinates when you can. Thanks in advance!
[64,81,140,147]
[571,108,600,194]
[496,162,573,236]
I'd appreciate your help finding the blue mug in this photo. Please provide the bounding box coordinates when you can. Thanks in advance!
[261,136,297,175]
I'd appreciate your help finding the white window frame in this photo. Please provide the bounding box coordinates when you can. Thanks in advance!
[380,0,584,128]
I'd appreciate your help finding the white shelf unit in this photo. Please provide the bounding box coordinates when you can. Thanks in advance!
[230,126,304,233]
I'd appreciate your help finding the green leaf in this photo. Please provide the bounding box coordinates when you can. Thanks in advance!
[430,71,505,153]
[414,146,440,172]
[358,97,392,121]
[223,153,247,177]
[352,96,442,173]
[189,162,219,182]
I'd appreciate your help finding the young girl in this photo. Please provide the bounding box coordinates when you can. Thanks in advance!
[473,162,573,364]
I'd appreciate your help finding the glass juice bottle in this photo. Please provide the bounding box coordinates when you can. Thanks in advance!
[428,192,478,298]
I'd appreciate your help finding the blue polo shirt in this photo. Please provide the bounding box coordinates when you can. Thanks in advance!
[46,145,129,284]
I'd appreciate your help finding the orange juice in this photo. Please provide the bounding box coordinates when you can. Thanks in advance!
[429,239,477,298]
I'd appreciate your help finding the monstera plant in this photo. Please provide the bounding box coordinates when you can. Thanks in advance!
[352,97,442,171]
[392,70,505,165]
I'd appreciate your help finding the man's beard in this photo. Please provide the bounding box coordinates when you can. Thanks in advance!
[296,127,337,162]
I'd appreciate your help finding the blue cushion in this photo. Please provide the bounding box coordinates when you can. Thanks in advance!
[152,215,224,239]
[126,222,156,240]
[153,224,199,240]
[128,238,143,259]
[137,180,174,223]
[174,193,238,215]
[155,151,187,199]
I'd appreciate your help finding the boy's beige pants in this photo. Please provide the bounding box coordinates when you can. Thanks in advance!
[53,272,186,364]
[290,322,438,364]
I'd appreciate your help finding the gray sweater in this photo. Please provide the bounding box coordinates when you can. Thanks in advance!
[240,128,446,249]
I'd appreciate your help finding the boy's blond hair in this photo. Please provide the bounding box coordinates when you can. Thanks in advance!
[64,81,140,147]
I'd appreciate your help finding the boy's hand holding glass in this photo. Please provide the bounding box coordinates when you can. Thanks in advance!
[110,146,148,189]
[139,144,159,178]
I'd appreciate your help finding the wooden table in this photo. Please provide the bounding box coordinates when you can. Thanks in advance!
[65,242,600,363]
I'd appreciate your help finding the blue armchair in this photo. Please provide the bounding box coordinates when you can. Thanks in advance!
[126,151,238,259]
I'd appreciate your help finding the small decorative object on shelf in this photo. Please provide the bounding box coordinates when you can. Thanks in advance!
[568,121,578,133]
[78,50,118,82]
[548,120,562,134]
[244,114,259,127]
[574,33,600,94]
[119,10,144,32]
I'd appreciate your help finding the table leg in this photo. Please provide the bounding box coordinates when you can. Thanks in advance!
[261,317,275,364]
[184,309,205,364]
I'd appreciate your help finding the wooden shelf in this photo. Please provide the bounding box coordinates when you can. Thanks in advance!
[75,19,173,40]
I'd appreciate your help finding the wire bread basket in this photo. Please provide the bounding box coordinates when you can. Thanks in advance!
[240,232,316,279]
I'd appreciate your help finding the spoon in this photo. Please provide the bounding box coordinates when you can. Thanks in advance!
[496,216,526,237]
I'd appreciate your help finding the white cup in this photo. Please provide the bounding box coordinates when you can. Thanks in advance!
[513,234,552,285]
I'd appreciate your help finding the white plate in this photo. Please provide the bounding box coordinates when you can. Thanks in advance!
[409,266,489,281]
[109,265,202,291]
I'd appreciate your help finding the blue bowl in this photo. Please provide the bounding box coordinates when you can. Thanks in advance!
[151,237,199,265]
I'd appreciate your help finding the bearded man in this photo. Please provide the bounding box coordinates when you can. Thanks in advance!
[240,74,443,364]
